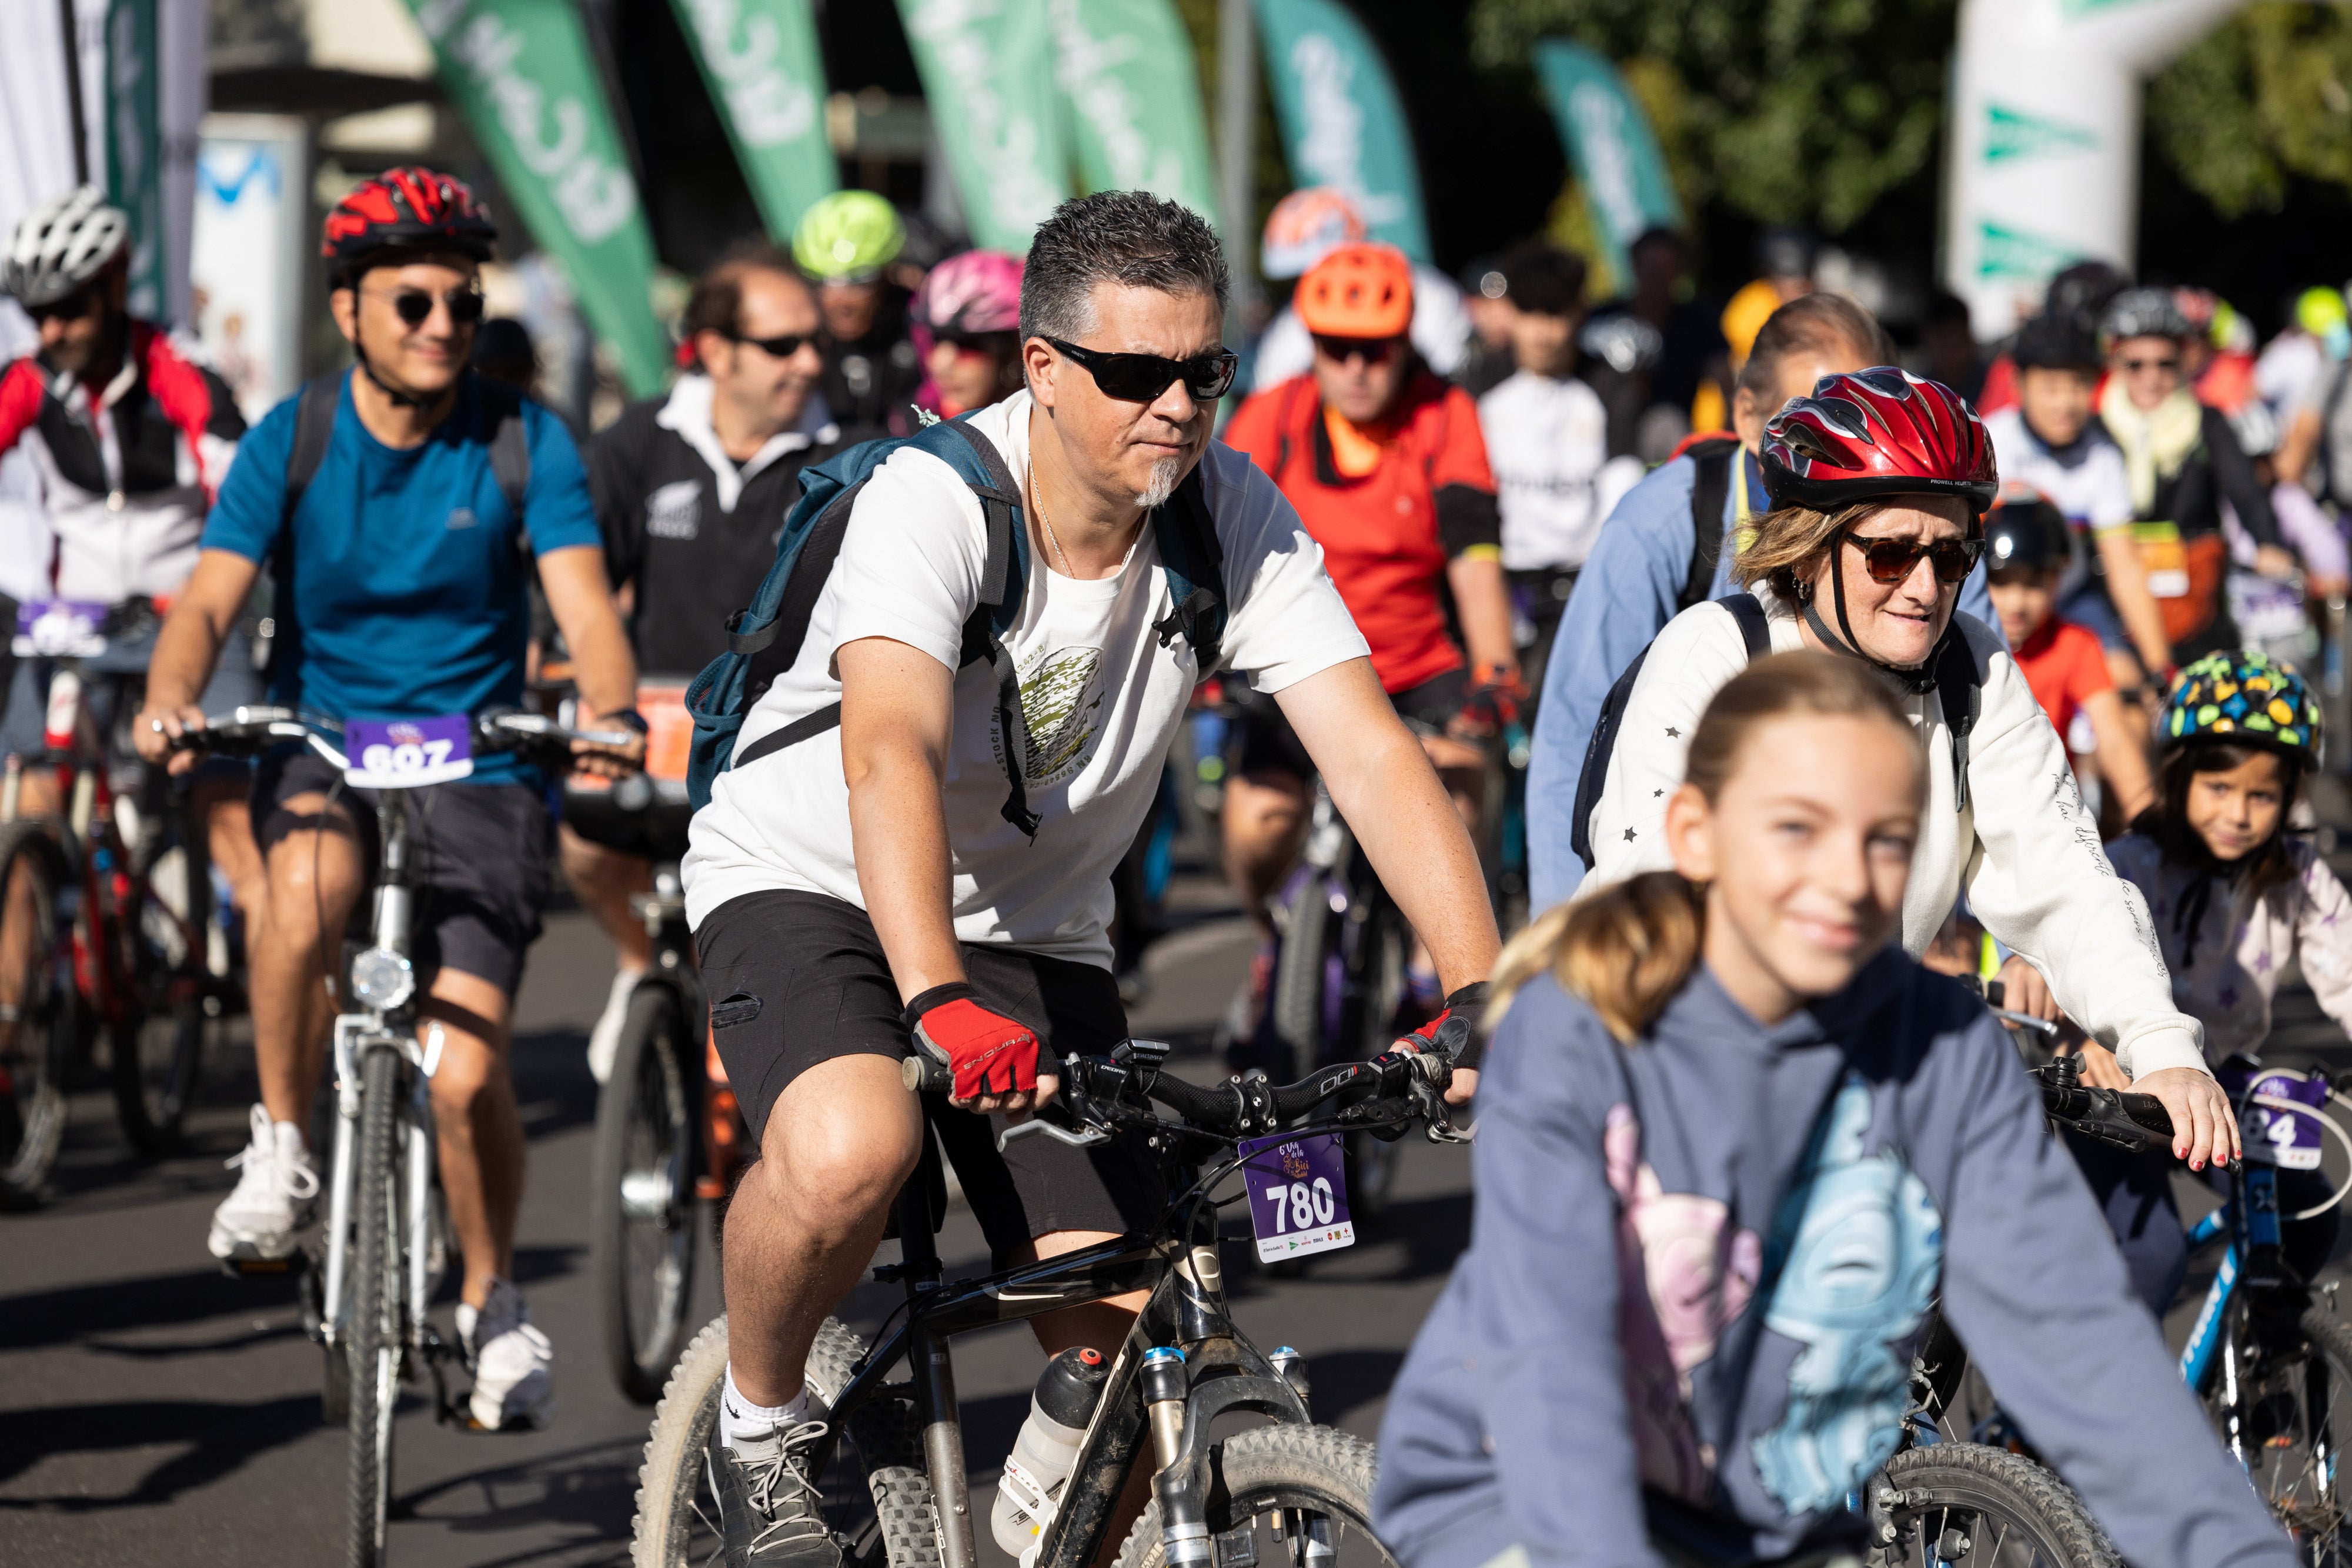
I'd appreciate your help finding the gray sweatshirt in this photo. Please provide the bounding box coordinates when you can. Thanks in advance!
[1372,950,2294,1568]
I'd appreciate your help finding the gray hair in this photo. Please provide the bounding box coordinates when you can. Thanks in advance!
[1020,191,1228,345]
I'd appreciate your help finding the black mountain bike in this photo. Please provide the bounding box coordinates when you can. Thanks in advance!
[631,1036,1470,1568]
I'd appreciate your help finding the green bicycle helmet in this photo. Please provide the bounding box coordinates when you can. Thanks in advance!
[2161,651,2323,767]
[793,190,905,282]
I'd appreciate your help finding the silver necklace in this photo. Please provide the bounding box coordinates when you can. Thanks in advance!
[1031,473,1074,576]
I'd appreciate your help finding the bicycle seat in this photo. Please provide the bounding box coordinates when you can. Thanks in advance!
[563,774,693,861]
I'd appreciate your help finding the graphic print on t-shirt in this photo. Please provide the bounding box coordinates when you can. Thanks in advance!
[998,644,1107,787]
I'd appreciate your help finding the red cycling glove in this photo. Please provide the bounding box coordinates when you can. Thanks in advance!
[906,984,1043,1099]
[1396,982,1489,1074]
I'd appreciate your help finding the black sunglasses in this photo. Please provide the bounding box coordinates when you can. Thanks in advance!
[1311,334,1402,366]
[27,288,97,325]
[369,286,486,329]
[726,329,813,359]
[1842,530,1985,586]
[1044,337,1238,402]
[2120,355,2180,374]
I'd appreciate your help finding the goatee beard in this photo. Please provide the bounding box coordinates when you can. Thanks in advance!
[1135,456,1182,511]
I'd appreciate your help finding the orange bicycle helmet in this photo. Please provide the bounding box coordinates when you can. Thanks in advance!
[1296,243,1413,339]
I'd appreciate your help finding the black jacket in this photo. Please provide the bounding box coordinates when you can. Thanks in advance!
[587,378,841,678]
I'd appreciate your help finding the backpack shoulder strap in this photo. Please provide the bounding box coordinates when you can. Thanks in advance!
[483,380,532,516]
[1150,464,1228,673]
[1936,627,1984,811]
[1718,590,1771,658]
[1681,439,1739,611]
[280,372,343,529]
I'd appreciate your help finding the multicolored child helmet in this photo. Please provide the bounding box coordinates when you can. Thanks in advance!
[2160,652,2323,766]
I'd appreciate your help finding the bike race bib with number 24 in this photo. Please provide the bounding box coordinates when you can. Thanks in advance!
[345,714,473,789]
[1238,1132,1353,1262]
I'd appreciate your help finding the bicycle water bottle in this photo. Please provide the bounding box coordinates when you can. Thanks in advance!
[991,1345,1112,1559]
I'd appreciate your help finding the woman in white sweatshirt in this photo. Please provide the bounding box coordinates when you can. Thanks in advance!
[1582,367,2237,1167]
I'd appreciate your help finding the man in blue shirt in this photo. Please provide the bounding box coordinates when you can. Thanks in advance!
[135,169,641,1430]
[1525,293,1998,909]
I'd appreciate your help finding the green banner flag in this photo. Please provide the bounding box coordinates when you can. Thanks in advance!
[106,0,166,320]
[669,0,837,238]
[1253,0,1429,263]
[896,0,1070,252]
[1047,0,1219,225]
[407,0,670,397]
[1532,41,1682,290]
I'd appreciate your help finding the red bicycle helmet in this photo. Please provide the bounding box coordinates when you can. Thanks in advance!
[321,166,497,280]
[1760,367,1998,516]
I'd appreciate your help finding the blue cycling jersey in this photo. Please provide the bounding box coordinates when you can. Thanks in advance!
[203,371,602,784]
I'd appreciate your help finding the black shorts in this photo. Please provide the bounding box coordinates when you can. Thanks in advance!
[1230,664,1474,782]
[252,749,553,995]
[694,888,1164,1258]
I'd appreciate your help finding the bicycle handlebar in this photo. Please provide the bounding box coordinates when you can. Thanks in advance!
[2034,1058,2176,1152]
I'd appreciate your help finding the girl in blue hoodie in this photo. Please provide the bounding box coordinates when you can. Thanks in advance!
[1373,650,2289,1568]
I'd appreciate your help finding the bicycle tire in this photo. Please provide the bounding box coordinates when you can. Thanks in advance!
[632,1314,938,1568]
[1875,1442,2120,1567]
[1110,1423,1398,1568]
[1345,893,1411,1221]
[2209,1297,2352,1565]
[1271,874,1335,1084]
[0,821,74,1210]
[109,834,215,1156]
[347,1045,404,1568]
[593,982,701,1404]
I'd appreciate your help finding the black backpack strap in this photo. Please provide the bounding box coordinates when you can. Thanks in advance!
[927,419,1043,838]
[485,382,532,516]
[1150,465,1227,673]
[1936,629,1984,811]
[731,700,843,773]
[1681,439,1739,611]
[280,372,343,530]
[1569,591,1770,869]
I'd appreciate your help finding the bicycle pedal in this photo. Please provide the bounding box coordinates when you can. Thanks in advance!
[217,1252,303,1279]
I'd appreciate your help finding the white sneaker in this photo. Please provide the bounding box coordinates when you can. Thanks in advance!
[457,1277,553,1430]
[586,967,643,1085]
[208,1105,319,1261]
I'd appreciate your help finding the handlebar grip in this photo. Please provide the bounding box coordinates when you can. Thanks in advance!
[902,1052,953,1095]
[2116,1091,2175,1139]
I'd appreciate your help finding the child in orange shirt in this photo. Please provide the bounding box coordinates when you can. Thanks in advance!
[1984,490,2156,822]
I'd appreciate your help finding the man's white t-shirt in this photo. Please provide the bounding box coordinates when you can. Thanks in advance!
[1475,369,1643,571]
[683,392,1371,967]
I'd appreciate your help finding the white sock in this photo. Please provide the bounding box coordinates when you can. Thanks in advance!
[722,1365,810,1455]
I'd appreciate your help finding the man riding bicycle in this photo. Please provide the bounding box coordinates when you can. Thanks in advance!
[1218,242,1517,1024]
[133,167,643,1430]
[681,190,1496,1565]
[0,186,268,997]
[570,242,841,1080]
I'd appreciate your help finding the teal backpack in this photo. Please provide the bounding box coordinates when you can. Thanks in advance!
[683,415,1229,834]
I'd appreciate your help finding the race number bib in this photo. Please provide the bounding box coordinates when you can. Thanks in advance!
[345,715,474,789]
[13,600,109,658]
[2234,1066,2329,1171]
[1238,1132,1353,1262]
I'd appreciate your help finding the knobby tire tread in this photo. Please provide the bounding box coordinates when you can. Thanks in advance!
[347,1046,402,1568]
[0,822,71,1209]
[593,983,697,1404]
[1109,1424,1389,1568]
[109,817,213,1157]
[1878,1442,2120,1567]
[1272,875,1334,1084]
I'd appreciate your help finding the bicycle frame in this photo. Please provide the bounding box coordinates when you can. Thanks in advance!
[2178,1161,2290,1466]
[810,1148,1309,1568]
[318,791,440,1362]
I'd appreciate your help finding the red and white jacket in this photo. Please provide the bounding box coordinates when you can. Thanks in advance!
[0,321,244,604]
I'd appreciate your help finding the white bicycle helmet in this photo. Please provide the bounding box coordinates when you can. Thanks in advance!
[4,186,130,307]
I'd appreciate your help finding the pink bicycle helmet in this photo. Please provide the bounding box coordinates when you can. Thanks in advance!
[912,249,1025,338]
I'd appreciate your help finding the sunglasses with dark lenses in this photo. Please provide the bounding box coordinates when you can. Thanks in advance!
[1311,334,1402,366]
[27,288,98,325]
[1843,530,1986,586]
[372,287,487,328]
[726,329,812,359]
[2120,355,2180,374]
[1045,337,1238,402]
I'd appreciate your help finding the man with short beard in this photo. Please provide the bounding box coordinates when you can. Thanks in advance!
[681,191,1498,1564]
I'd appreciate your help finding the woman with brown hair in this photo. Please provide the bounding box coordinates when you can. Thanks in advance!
[1582,367,2237,1168]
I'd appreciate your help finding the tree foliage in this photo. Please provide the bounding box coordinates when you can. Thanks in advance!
[2148,2,2352,219]
[1468,0,1953,233]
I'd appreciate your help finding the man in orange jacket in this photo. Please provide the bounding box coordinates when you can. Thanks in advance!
[1220,242,1516,1021]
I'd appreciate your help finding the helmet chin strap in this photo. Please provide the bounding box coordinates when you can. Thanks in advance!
[1802,536,1947,697]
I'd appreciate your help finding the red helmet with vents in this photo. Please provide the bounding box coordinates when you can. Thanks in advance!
[321,166,497,279]
[1759,367,1998,516]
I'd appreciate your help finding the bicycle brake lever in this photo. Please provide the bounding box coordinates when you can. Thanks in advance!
[1411,1076,1474,1145]
[997,1111,1111,1153]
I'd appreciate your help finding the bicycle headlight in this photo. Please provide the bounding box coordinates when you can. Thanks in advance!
[350,947,415,1011]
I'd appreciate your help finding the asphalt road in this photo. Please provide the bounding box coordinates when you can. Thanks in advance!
[0,882,1475,1567]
